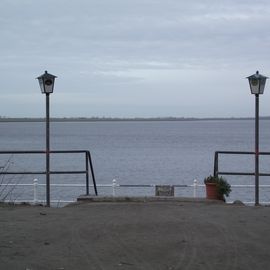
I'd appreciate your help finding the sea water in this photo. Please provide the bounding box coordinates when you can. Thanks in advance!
[0,120,270,204]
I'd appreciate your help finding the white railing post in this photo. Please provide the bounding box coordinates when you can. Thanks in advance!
[193,179,198,198]
[33,178,38,205]
[112,179,117,197]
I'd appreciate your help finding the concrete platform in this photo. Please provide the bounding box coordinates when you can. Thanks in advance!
[77,195,224,204]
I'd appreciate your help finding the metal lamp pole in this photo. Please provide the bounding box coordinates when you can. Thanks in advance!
[37,71,57,207]
[255,94,259,205]
[46,93,50,207]
[247,71,268,206]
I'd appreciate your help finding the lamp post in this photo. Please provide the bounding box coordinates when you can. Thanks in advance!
[36,71,57,207]
[247,71,268,205]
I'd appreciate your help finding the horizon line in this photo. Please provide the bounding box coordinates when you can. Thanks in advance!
[0,116,269,122]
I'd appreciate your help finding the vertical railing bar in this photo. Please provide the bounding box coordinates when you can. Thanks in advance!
[214,151,218,177]
[87,151,98,196]
[193,179,197,198]
[85,152,89,195]
[112,179,117,197]
[33,178,38,205]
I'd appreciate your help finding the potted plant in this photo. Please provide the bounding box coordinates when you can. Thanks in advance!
[204,175,231,201]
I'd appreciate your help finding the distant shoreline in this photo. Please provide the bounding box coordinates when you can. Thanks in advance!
[0,116,269,122]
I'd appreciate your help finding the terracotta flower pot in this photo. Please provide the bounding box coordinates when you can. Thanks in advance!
[205,182,222,200]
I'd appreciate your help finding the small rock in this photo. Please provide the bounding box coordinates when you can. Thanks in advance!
[232,200,245,206]
[118,261,133,266]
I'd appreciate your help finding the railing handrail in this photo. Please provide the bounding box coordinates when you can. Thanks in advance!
[0,150,91,154]
[215,150,270,154]
[5,182,270,188]
[0,150,98,196]
[3,179,270,206]
[214,150,270,177]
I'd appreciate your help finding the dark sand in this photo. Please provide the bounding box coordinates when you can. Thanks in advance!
[1,201,270,270]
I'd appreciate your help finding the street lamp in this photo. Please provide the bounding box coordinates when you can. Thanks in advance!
[247,71,268,205]
[36,70,57,207]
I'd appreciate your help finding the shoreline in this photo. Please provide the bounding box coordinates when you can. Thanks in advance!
[0,116,270,123]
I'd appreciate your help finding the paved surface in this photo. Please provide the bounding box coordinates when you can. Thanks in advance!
[1,200,270,269]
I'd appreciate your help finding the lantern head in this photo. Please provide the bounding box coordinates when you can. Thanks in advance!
[36,70,57,94]
[247,71,268,95]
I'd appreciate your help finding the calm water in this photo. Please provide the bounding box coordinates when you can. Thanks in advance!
[1,120,270,204]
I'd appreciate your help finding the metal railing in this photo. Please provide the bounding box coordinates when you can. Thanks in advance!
[1,179,201,205]
[0,150,98,196]
[3,179,270,206]
[214,151,270,177]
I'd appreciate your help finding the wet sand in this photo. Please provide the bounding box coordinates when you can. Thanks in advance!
[1,200,270,270]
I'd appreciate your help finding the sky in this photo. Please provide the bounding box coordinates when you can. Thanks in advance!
[1,0,270,118]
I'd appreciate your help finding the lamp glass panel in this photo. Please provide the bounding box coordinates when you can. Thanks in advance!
[259,79,266,94]
[44,82,54,93]
[249,78,259,94]
[38,79,45,93]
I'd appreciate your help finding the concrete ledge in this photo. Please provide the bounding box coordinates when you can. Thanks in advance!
[77,195,225,204]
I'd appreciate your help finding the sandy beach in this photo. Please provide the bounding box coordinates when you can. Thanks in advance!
[1,200,270,270]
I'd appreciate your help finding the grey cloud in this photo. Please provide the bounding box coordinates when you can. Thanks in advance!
[1,0,270,117]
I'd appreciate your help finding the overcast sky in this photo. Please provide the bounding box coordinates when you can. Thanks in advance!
[1,0,270,118]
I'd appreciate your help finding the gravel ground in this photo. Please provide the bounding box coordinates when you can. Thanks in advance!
[1,201,270,270]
